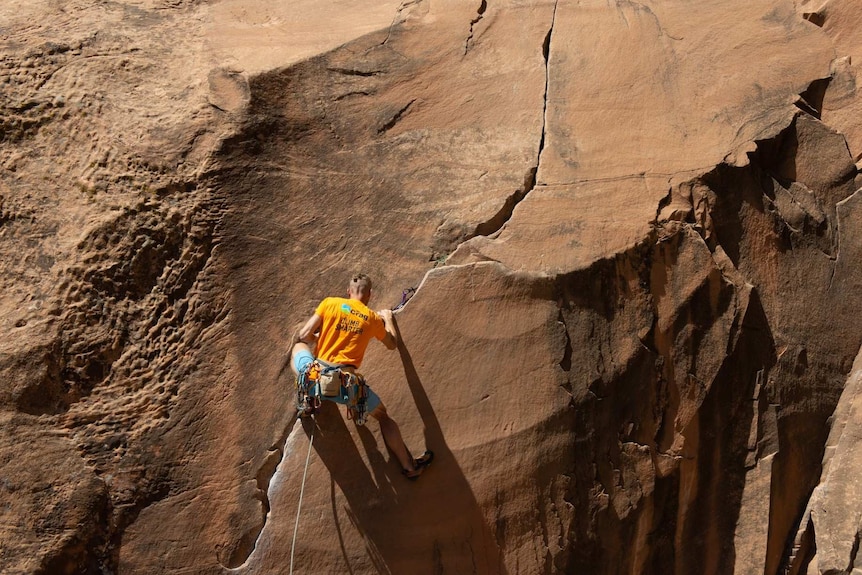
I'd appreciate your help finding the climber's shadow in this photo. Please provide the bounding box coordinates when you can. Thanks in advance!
[299,404,398,573]
[300,403,395,503]
[303,326,507,574]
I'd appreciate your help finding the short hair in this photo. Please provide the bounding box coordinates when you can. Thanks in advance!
[349,273,373,297]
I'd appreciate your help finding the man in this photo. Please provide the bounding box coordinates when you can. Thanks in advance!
[291,273,433,479]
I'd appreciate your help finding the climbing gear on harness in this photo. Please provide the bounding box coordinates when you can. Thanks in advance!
[344,376,369,424]
[403,450,434,480]
[295,359,370,425]
[295,363,320,418]
[317,364,344,397]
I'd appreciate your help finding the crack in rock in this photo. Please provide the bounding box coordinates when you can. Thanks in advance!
[849,529,861,572]
[830,189,861,291]
[465,0,558,241]
[381,0,425,45]
[802,11,826,27]
[220,415,299,569]
[327,67,383,77]
[558,309,573,373]
[797,77,831,119]
[377,98,416,135]
[464,0,488,55]
[538,0,558,175]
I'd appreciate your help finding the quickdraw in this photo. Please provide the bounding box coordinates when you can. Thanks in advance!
[392,287,417,312]
[344,372,368,425]
[295,360,369,425]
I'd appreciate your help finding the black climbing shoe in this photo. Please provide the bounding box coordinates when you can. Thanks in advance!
[297,396,318,418]
[403,450,434,480]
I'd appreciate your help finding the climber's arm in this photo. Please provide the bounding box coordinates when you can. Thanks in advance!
[296,314,322,345]
[378,309,398,350]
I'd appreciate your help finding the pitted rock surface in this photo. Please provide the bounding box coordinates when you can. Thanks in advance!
[2,1,861,574]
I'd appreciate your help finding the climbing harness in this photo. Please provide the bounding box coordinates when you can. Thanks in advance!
[295,360,369,425]
[289,420,315,575]
[294,284,417,422]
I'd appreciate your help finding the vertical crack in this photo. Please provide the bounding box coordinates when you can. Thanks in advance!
[848,529,861,572]
[219,415,298,569]
[828,205,840,291]
[558,309,573,373]
[829,190,859,291]
[467,0,558,239]
[464,0,488,55]
[538,0,558,171]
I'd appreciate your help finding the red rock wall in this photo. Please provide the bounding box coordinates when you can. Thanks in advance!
[1,1,861,574]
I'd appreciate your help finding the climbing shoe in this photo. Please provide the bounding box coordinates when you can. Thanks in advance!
[403,450,434,480]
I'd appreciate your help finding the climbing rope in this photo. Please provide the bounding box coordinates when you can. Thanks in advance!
[289,420,315,575]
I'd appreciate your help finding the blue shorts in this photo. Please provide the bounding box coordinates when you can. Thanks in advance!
[293,348,381,412]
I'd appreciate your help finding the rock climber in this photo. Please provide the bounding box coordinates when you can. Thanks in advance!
[290,273,433,479]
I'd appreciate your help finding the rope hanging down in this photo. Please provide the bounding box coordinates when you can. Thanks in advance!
[289,422,315,575]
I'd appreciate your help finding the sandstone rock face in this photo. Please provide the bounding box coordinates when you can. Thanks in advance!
[1,1,861,574]
[789,347,862,575]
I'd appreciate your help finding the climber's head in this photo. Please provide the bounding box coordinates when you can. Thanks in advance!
[348,273,373,304]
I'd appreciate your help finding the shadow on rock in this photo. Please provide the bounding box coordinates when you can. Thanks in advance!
[302,331,506,574]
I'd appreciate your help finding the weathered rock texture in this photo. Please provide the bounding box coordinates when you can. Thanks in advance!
[1,0,861,574]
[789,347,862,575]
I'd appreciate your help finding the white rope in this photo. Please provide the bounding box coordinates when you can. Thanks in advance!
[289,421,315,575]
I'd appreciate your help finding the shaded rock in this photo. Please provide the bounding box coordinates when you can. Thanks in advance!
[788,347,862,574]
[0,413,109,574]
[1,0,862,574]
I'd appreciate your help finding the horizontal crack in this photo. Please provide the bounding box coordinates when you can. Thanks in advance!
[327,67,382,77]
[377,99,416,135]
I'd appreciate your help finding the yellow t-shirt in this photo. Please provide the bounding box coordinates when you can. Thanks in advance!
[314,297,387,367]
